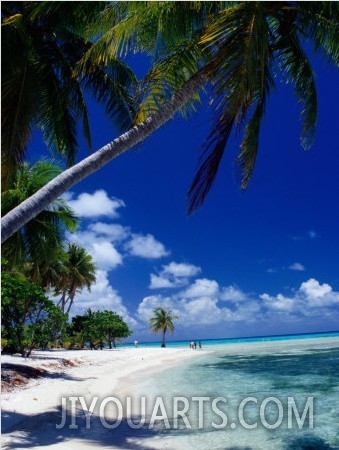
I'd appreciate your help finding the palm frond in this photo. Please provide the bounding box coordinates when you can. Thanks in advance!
[188,2,273,213]
[275,29,317,149]
[1,13,39,180]
[135,38,206,123]
[297,2,339,65]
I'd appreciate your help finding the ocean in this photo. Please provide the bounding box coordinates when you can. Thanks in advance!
[126,332,339,449]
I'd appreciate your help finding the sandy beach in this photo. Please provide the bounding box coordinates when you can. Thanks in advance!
[1,347,207,449]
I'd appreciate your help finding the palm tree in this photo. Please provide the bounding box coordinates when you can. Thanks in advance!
[56,243,96,314]
[1,160,78,284]
[1,1,138,187]
[149,306,178,348]
[2,2,338,243]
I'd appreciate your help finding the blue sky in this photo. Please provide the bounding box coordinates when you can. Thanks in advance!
[31,52,339,342]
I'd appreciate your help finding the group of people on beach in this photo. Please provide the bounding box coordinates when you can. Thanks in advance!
[189,340,202,349]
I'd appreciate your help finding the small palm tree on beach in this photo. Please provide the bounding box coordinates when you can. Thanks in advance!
[149,307,178,348]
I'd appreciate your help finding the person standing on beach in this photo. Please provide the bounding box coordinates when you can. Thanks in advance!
[199,341,202,349]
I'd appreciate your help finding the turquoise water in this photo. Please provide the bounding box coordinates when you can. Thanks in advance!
[120,331,339,348]
[130,334,339,449]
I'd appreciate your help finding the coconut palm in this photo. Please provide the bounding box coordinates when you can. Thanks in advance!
[1,160,78,284]
[2,2,339,243]
[149,306,178,348]
[1,1,138,187]
[56,243,96,314]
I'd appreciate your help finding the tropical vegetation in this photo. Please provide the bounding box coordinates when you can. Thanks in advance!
[149,306,178,348]
[1,270,68,356]
[55,243,97,314]
[69,309,132,350]
[1,1,339,354]
[2,1,339,243]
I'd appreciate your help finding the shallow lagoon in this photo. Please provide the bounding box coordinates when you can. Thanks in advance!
[133,335,339,450]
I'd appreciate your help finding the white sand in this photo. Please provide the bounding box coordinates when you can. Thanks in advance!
[1,347,207,449]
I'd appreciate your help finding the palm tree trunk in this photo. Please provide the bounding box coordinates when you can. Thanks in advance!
[57,291,67,314]
[66,293,75,315]
[161,327,167,348]
[1,70,208,243]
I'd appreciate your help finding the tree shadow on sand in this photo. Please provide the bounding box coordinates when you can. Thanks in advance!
[1,407,255,450]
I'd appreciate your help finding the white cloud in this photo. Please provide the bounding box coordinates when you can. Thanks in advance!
[67,190,125,218]
[181,278,219,298]
[261,278,339,312]
[92,241,123,270]
[181,297,226,325]
[260,293,295,311]
[149,261,201,289]
[299,278,339,307]
[137,276,339,330]
[150,274,177,289]
[164,262,201,278]
[289,262,306,272]
[89,222,130,242]
[137,295,176,323]
[125,233,170,259]
[300,278,332,298]
[220,285,249,303]
[70,270,138,328]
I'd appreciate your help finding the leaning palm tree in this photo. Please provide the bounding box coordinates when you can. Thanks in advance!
[2,2,339,242]
[56,243,96,314]
[149,306,178,348]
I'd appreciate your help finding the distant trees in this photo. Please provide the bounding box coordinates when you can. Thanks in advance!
[149,307,178,348]
[69,309,132,349]
[1,270,132,356]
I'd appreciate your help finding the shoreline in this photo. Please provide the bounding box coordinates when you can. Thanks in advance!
[1,347,209,449]
[2,336,339,449]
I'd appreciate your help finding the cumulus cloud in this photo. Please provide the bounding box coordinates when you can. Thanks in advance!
[220,285,249,303]
[70,270,138,328]
[125,233,170,259]
[261,278,339,313]
[181,278,219,299]
[149,261,201,289]
[289,262,306,272]
[67,190,125,218]
[89,222,130,242]
[299,278,339,307]
[91,241,123,270]
[260,293,295,311]
[137,276,339,329]
[300,278,332,298]
[137,295,177,323]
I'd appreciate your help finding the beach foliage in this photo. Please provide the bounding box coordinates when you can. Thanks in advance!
[149,306,178,348]
[1,159,78,285]
[69,309,132,349]
[1,272,68,357]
